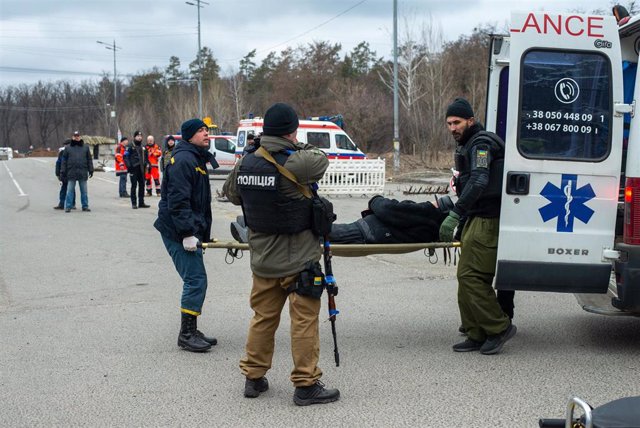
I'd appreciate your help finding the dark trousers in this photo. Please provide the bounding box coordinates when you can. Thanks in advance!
[329,222,366,244]
[130,172,146,207]
[161,235,208,315]
[58,180,75,207]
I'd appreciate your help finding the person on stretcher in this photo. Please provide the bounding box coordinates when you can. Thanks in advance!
[230,194,455,244]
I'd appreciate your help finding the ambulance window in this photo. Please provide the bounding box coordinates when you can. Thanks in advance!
[214,138,235,154]
[518,50,611,161]
[336,134,357,151]
[237,131,246,148]
[308,132,330,148]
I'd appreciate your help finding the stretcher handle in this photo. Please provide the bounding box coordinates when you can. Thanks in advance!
[565,396,592,428]
[537,419,565,428]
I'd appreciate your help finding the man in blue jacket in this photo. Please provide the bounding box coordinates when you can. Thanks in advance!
[154,118,219,352]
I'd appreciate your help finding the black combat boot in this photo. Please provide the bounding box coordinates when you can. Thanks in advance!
[178,313,212,352]
[293,381,340,406]
[194,316,217,346]
[244,377,269,398]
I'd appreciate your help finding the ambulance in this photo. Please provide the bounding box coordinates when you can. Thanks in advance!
[486,8,640,315]
[235,117,366,159]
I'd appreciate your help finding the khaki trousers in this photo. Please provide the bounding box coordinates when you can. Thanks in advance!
[457,217,510,342]
[239,273,322,387]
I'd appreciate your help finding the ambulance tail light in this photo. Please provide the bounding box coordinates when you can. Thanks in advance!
[624,177,640,245]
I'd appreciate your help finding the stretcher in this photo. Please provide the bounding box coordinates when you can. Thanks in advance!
[202,240,460,256]
[538,395,640,428]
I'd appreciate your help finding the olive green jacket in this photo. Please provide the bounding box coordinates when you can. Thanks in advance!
[223,135,329,278]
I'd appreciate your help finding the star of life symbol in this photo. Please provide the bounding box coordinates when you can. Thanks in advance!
[538,174,595,233]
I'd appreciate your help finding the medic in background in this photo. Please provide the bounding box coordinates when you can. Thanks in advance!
[115,136,129,198]
[145,135,162,196]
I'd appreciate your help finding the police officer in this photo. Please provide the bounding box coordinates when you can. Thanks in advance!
[223,102,340,406]
[154,119,219,352]
[439,98,516,355]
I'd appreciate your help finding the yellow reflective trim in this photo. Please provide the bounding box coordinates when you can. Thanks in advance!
[181,308,200,316]
[170,157,175,164]
[195,166,206,175]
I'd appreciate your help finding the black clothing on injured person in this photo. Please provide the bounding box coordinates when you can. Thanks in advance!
[329,195,454,244]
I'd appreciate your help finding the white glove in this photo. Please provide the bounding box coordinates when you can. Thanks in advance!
[182,236,199,251]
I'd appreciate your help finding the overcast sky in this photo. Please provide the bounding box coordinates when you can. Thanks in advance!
[0,0,615,86]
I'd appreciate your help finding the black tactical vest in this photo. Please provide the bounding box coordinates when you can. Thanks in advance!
[455,130,505,201]
[237,151,313,234]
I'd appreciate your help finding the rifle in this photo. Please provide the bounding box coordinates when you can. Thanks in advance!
[322,236,340,367]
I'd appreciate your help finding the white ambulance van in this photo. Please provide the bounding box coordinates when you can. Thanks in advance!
[236,118,366,159]
[486,9,640,315]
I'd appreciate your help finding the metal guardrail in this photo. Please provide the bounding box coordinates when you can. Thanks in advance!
[318,159,386,195]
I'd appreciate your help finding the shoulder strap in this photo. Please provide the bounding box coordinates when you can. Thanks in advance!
[257,146,312,199]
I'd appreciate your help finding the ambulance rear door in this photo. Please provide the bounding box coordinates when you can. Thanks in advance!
[495,11,625,293]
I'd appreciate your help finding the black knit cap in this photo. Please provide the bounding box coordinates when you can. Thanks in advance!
[446,98,474,119]
[263,103,299,136]
[133,130,143,138]
[181,118,207,141]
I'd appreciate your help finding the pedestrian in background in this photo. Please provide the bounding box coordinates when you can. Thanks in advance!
[154,119,219,353]
[439,98,515,355]
[115,136,129,198]
[160,135,176,174]
[145,135,162,196]
[61,130,93,213]
[125,131,150,209]
[54,137,75,210]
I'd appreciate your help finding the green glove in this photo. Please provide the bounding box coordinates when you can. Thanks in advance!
[439,211,460,242]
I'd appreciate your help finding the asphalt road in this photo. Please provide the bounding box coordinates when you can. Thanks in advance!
[1,157,639,427]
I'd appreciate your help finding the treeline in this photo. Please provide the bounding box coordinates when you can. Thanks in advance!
[0,23,493,161]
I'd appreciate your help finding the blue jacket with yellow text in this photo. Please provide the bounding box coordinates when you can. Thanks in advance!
[153,140,217,243]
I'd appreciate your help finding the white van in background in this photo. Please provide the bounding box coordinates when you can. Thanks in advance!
[236,118,366,159]
[170,134,237,175]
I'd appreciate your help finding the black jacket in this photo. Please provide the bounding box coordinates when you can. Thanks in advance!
[153,140,215,243]
[124,142,148,176]
[364,196,447,243]
[61,139,93,181]
[453,123,504,218]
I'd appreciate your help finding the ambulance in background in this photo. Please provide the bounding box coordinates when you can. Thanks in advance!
[485,7,640,315]
[236,116,366,160]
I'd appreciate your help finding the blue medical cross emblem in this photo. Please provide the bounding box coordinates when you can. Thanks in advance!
[538,174,595,233]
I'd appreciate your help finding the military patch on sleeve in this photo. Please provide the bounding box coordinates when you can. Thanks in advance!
[476,150,488,168]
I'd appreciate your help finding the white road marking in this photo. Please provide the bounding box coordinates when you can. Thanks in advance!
[94,176,118,184]
[3,162,27,196]
[31,159,49,164]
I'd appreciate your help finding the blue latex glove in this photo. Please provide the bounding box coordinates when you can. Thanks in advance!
[439,211,460,242]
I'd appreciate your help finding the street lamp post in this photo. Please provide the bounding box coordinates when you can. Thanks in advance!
[392,0,400,175]
[97,40,120,144]
[185,0,208,119]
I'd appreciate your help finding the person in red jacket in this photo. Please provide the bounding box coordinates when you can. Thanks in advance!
[115,136,129,198]
[145,135,162,196]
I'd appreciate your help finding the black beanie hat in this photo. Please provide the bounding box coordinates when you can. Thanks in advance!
[263,103,299,136]
[446,98,474,119]
[133,130,142,138]
[181,118,207,141]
